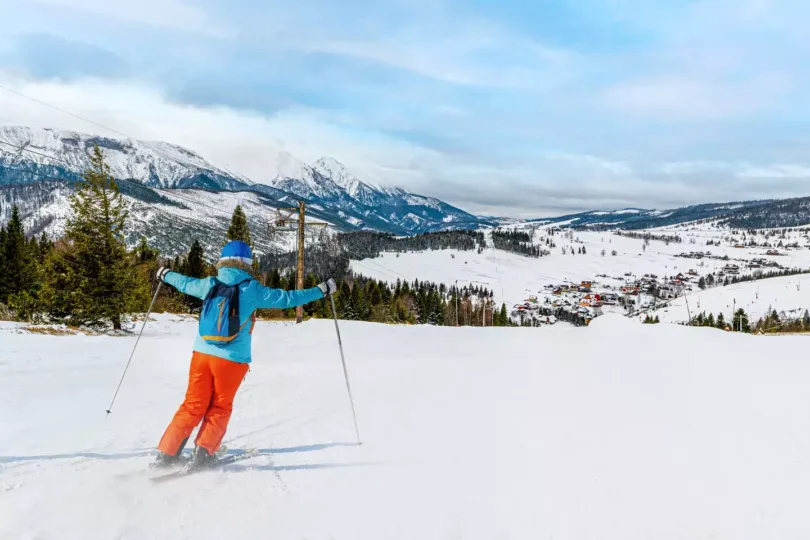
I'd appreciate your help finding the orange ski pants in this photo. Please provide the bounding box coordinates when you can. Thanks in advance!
[158,351,250,456]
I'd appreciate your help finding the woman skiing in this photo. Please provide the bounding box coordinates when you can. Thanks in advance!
[152,239,337,469]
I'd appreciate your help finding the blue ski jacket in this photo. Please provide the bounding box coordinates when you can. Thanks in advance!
[163,266,324,364]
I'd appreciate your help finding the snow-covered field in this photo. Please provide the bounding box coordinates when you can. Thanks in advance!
[352,225,810,318]
[656,273,810,323]
[4,314,810,539]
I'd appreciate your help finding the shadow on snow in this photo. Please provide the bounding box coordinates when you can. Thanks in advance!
[0,442,360,464]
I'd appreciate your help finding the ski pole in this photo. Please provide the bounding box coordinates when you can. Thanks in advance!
[105,281,162,417]
[329,294,361,444]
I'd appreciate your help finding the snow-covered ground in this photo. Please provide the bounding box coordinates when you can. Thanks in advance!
[4,314,810,539]
[352,225,810,319]
[656,273,810,323]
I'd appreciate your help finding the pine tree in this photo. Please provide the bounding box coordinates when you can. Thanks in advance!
[706,313,715,327]
[698,276,706,290]
[136,236,158,263]
[186,239,206,278]
[1,205,36,304]
[499,303,508,326]
[267,268,282,289]
[37,232,53,263]
[42,145,138,330]
[227,205,252,244]
[0,225,6,286]
[716,312,726,329]
[803,309,810,330]
[733,308,751,333]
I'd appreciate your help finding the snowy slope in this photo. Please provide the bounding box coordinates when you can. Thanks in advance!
[656,273,810,323]
[4,316,810,539]
[350,225,810,316]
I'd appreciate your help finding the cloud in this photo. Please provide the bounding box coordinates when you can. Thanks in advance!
[603,75,786,121]
[739,164,810,179]
[14,0,230,36]
[1,0,810,218]
[7,34,129,80]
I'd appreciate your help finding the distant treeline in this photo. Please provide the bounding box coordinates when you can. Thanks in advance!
[491,229,543,258]
[689,308,810,334]
[260,263,508,326]
[615,231,683,244]
[721,197,810,229]
[721,267,810,286]
[329,230,485,260]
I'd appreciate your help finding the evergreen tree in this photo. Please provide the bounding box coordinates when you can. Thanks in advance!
[267,268,282,289]
[226,205,252,244]
[186,239,206,278]
[499,303,508,326]
[706,313,715,327]
[698,276,706,290]
[136,236,158,263]
[0,225,6,285]
[41,145,139,330]
[0,205,36,304]
[732,308,751,333]
[179,239,207,313]
[716,312,726,329]
[803,309,810,330]
[37,232,53,263]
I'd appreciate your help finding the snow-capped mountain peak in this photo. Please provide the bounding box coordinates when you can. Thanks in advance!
[0,126,245,191]
[0,125,492,250]
[312,156,377,197]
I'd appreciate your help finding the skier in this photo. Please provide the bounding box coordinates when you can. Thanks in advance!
[152,240,337,469]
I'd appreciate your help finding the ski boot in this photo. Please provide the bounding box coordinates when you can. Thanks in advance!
[186,445,216,470]
[150,451,183,469]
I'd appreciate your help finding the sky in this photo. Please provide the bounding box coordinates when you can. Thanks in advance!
[0,0,809,218]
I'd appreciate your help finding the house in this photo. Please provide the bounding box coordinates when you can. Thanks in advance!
[687,269,699,276]
[602,293,619,305]
[658,285,679,300]
[766,249,780,256]
[723,264,740,275]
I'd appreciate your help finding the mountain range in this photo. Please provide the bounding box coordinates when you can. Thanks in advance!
[0,126,491,256]
[2,125,810,259]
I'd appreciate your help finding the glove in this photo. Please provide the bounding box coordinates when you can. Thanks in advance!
[317,278,337,296]
[156,266,171,282]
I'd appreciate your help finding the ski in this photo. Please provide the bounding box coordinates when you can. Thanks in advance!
[149,448,259,483]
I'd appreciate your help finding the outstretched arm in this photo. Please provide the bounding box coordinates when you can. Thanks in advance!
[254,282,324,309]
[158,268,213,300]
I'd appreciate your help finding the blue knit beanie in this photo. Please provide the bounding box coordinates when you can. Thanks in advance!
[220,240,253,265]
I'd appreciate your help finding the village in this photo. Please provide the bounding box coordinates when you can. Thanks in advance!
[509,259,790,327]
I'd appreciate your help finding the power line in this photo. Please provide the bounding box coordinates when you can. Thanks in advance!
[0,82,442,282]
[0,84,132,140]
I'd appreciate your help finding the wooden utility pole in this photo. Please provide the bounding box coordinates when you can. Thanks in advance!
[296,200,306,323]
[273,201,329,324]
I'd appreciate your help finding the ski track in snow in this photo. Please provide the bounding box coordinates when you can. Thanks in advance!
[3,314,810,538]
